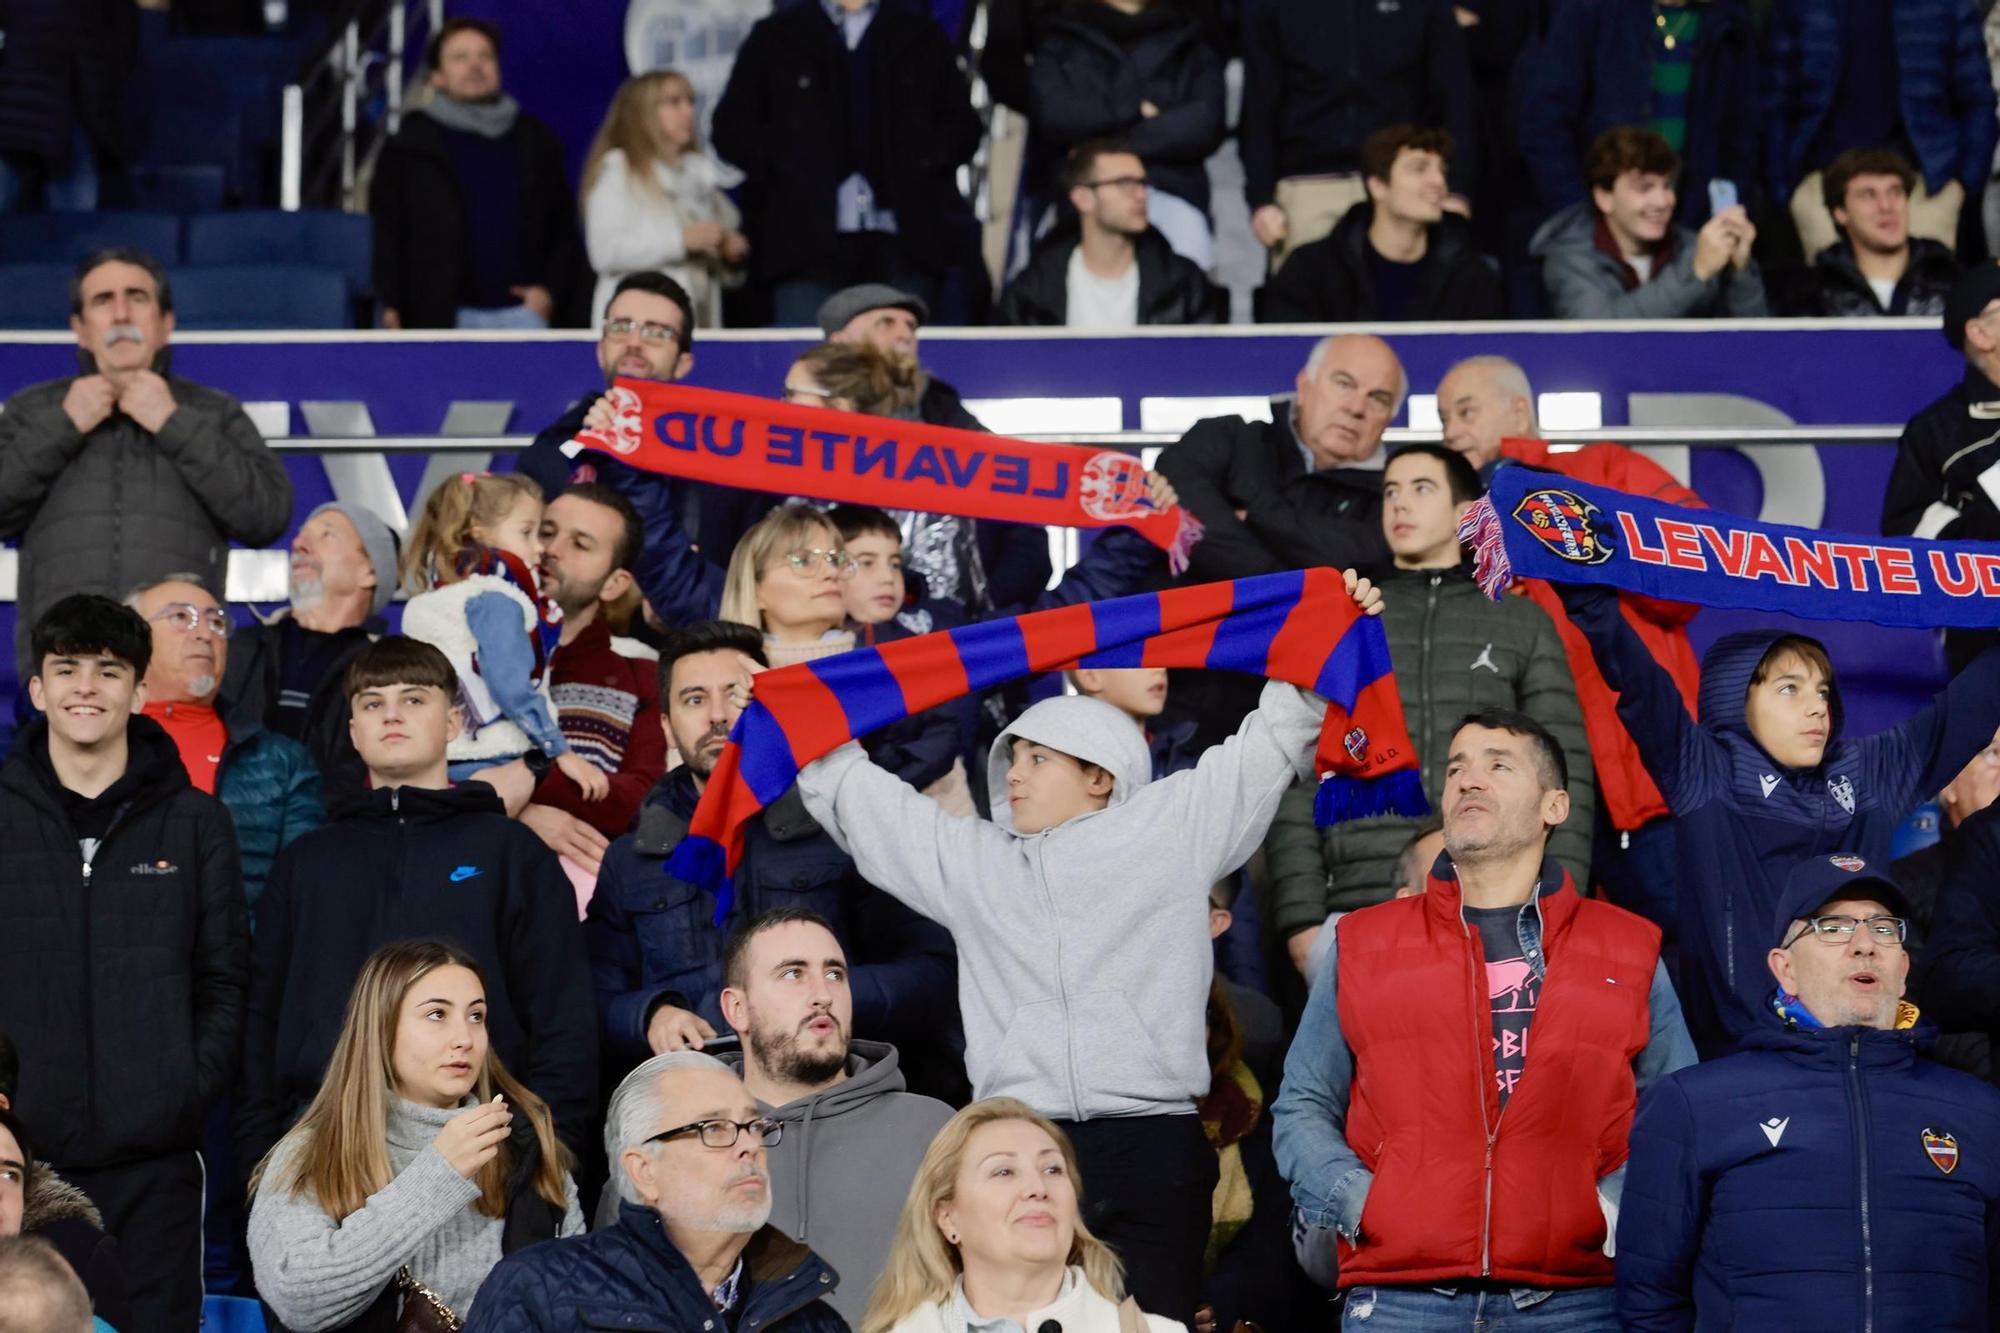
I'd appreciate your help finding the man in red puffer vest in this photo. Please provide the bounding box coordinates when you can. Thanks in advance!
[1273,706,1695,1326]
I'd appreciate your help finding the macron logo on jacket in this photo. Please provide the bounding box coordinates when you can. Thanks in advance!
[1759,1115,1789,1146]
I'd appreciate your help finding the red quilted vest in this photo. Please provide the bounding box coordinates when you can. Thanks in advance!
[1332,864,1662,1288]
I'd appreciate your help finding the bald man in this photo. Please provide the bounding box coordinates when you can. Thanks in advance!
[1154,333,1402,744]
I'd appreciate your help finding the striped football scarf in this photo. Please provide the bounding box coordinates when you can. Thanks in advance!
[667,568,1427,917]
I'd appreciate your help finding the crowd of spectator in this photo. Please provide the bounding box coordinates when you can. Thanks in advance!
[8,1,2000,1329]
[5,235,2000,1332]
[331,1,2000,334]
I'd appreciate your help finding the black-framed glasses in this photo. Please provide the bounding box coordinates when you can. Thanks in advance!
[603,317,682,346]
[1782,915,1909,948]
[149,603,232,637]
[645,1117,784,1150]
[1085,175,1149,192]
[779,548,856,579]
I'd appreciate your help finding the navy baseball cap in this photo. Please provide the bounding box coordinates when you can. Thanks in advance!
[1772,854,1914,946]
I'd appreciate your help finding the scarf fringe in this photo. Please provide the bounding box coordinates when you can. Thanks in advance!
[1456,497,1515,600]
[1313,768,1429,826]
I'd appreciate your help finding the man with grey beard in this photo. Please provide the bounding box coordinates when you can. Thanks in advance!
[222,502,399,809]
[465,1051,848,1332]
[0,247,293,679]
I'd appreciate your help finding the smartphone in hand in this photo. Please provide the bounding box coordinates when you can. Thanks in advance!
[1707,178,1740,215]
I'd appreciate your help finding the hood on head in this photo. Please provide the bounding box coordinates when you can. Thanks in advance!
[986,694,1153,835]
[1698,629,1842,745]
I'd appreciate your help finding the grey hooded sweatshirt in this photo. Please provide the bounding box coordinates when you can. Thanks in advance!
[719,1038,952,1325]
[796,680,1326,1121]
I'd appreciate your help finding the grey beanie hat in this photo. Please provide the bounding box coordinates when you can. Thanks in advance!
[815,283,929,336]
[305,501,401,615]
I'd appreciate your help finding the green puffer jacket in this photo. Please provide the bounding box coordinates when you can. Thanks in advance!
[217,708,325,911]
[1266,564,1594,934]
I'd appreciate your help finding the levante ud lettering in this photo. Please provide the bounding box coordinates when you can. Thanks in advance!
[653,409,1074,500]
[1618,512,2000,597]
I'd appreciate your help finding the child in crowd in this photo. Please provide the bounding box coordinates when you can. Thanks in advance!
[248,939,582,1330]
[1559,583,2000,1054]
[768,569,1383,1325]
[399,471,607,799]
[237,637,598,1173]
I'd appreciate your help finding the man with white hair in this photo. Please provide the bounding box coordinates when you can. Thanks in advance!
[1436,353,1706,949]
[463,1052,847,1332]
[1155,331,1402,744]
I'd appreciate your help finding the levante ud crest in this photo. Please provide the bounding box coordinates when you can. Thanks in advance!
[1512,488,1616,565]
[1923,1128,1959,1175]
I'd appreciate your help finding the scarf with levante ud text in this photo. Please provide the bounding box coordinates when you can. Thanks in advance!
[564,379,1203,572]
[667,568,1427,916]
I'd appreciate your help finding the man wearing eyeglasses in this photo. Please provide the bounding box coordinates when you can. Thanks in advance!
[1617,853,2000,1331]
[129,575,323,911]
[996,138,1226,328]
[464,1051,847,1332]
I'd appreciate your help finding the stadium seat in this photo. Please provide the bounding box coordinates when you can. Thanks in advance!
[0,212,183,265]
[168,264,350,330]
[124,164,228,213]
[186,211,373,301]
[0,262,86,328]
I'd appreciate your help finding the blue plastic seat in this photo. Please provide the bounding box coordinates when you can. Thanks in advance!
[125,164,228,213]
[168,264,351,329]
[186,211,373,300]
[0,262,86,328]
[0,211,183,265]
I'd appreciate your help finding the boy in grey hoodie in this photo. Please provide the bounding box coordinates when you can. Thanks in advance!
[779,570,1379,1323]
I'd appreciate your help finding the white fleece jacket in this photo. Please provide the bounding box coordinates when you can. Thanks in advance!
[796,680,1325,1121]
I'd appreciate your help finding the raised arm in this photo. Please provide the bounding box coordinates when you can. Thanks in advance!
[1555,582,1709,809]
[1859,642,2000,814]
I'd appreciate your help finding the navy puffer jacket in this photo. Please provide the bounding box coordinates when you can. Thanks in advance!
[1618,1017,2000,1331]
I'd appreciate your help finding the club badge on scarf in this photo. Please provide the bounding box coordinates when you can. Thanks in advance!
[1460,463,2000,628]
[667,568,1427,919]
[564,379,1203,572]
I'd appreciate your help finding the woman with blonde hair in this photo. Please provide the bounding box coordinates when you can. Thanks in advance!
[864,1098,1186,1333]
[582,70,747,327]
[248,939,583,1331]
[719,501,859,670]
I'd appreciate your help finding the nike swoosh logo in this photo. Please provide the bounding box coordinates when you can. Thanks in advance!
[1760,1116,1789,1147]
[450,866,481,882]
[1759,774,1780,798]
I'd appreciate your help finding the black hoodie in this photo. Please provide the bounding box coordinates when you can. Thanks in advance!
[236,781,597,1170]
[0,715,247,1170]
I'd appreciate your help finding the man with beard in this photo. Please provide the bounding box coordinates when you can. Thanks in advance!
[519,484,666,870]
[464,1052,846,1332]
[0,248,293,679]
[631,907,949,1326]
[222,501,399,810]
[584,621,958,1091]
[1274,708,1692,1316]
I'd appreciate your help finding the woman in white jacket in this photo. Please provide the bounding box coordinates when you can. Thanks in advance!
[581,71,746,328]
[862,1098,1186,1333]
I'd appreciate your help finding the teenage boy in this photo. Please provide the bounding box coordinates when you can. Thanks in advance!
[236,636,596,1168]
[780,569,1385,1326]
[1559,584,2000,1055]
[0,593,246,1333]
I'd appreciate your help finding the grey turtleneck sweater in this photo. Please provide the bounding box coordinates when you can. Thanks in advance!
[248,1096,583,1330]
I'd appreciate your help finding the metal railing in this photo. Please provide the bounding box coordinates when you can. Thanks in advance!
[279,0,444,211]
[257,424,1907,454]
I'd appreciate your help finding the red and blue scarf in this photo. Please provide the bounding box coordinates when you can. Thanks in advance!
[447,545,562,680]
[667,568,1427,915]
[565,379,1204,573]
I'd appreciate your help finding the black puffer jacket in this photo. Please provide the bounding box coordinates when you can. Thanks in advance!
[995,224,1226,325]
[1259,203,1503,323]
[0,360,294,675]
[22,1163,133,1331]
[0,0,134,162]
[0,716,248,1170]
[1787,237,1960,317]
[1028,1,1226,209]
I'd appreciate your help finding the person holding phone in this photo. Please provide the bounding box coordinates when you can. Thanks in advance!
[1533,126,1767,318]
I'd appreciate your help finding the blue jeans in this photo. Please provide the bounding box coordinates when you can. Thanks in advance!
[454,304,549,330]
[1342,1284,1618,1331]
[0,125,99,212]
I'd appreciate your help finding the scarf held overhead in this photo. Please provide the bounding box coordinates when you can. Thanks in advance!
[1460,463,2000,628]
[565,379,1203,572]
[667,568,1427,915]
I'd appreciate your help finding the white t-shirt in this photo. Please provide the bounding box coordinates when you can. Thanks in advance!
[1065,247,1141,330]
[1627,252,1655,284]
[1867,275,1898,311]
